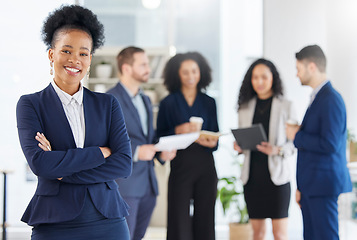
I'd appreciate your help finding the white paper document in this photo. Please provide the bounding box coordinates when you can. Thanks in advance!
[155,132,200,151]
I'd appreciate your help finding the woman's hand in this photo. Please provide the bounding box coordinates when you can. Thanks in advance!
[35,132,62,180]
[256,142,279,156]
[233,141,243,154]
[160,150,177,161]
[35,132,52,151]
[175,122,200,134]
[296,189,301,208]
[196,136,218,148]
[99,147,112,159]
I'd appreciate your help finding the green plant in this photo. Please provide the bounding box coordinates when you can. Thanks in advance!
[217,156,249,224]
[347,128,356,143]
[347,129,357,155]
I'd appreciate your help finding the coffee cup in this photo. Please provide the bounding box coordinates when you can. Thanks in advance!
[286,119,298,126]
[189,116,204,131]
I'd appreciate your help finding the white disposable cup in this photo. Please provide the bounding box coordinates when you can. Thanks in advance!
[189,116,204,131]
[286,119,298,126]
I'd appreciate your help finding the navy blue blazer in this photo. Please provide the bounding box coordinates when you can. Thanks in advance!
[156,91,219,152]
[294,82,352,196]
[16,84,132,226]
[107,82,160,197]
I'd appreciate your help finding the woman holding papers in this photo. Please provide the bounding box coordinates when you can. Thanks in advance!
[234,58,296,240]
[16,5,132,239]
[156,52,219,240]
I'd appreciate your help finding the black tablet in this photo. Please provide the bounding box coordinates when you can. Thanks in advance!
[231,123,267,150]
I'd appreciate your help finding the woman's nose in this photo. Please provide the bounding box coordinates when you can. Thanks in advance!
[68,55,80,64]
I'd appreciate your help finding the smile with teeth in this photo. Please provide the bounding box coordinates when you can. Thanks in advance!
[65,67,80,73]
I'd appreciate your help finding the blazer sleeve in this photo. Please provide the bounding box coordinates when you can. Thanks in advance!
[16,95,106,180]
[61,97,132,184]
[294,94,345,154]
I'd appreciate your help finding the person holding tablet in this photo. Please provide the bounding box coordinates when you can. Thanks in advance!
[234,58,296,240]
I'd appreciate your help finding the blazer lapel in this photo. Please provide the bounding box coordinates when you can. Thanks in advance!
[238,97,257,128]
[82,89,92,147]
[300,82,330,129]
[141,94,153,140]
[116,83,144,135]
[43,84,77,148]
[310,82,330,109]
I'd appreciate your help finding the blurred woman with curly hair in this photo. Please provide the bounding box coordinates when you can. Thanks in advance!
[16,5,132,240]
[157,52,219,240]
[234,58,297,240]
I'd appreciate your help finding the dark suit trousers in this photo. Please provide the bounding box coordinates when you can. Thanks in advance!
[123,191,156,240]
[300,193,339,240]
[167,144,217,240]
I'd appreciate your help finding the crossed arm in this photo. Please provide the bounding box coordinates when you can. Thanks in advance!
[17,95,132,184]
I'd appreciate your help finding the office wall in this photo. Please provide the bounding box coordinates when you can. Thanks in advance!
[326,1,357,134]
[264,0,357,132]
[264,0,327,119]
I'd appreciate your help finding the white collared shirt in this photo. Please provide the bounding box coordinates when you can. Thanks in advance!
[120,82,148,162]
[51,81,85,148]
[121,82,148,136]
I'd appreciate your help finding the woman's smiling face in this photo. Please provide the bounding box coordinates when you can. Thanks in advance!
[251,63,274,99]
[48,29,92,93]
[179,59,201,91]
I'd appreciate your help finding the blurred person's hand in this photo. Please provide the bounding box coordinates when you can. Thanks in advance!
[196,135,218,148]
[233,141,243,154]
[175,122,200,134]
[160,150,177,161]
[256,142,279,156]
[286,123,300,141]
[138,144,157,161]
[296,189,301,208]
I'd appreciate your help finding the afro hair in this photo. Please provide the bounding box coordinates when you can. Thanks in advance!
[42,5,105,53]
[163,52,213,93]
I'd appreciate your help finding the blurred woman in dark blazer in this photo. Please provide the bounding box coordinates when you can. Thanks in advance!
[156,52,219,240]
[16,5,132,240]
[234,58,296,240]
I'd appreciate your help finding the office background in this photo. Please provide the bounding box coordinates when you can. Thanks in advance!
[0,0,356,239]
